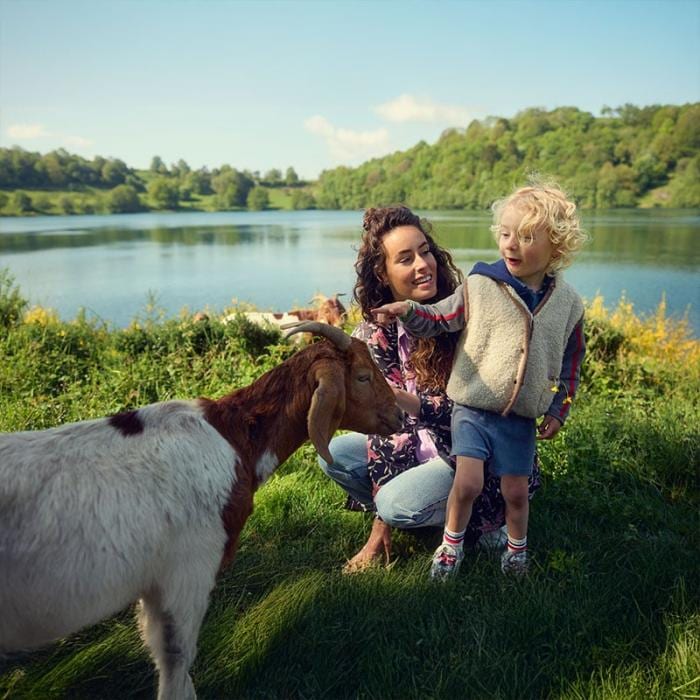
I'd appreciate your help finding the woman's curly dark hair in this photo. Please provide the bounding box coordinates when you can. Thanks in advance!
[353,206,463,391]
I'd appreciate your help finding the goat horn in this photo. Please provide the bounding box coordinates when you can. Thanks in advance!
[282,321,352,350]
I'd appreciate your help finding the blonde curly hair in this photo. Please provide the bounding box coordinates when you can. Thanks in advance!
[490,177,588,274]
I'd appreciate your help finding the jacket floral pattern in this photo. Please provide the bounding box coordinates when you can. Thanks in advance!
[351,320,541,542]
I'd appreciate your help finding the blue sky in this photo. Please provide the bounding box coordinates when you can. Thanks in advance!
[1,0,698,179]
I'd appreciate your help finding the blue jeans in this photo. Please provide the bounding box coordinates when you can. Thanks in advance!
[318,432,454,528]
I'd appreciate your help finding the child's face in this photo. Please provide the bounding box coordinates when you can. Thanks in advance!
[381,225,438,302]
[497,204,556,290]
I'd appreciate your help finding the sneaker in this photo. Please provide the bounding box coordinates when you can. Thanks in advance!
[501,548,529,576]
[476,525,508,552]
[430,543,464,582]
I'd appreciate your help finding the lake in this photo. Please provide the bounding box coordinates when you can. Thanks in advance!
[1,209,698,336]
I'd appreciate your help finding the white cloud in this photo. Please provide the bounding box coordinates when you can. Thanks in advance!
[374,94,473,125]
[3,123,94,152]
[6,123,49,140]
[304,115,390,163]
[65,135,93,148]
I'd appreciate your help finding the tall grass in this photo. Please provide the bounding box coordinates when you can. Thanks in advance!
[0,272,698,699]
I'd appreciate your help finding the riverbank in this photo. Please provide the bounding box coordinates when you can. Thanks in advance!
[0,182,317,216]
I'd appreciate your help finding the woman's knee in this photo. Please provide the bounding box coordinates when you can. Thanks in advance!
[375,483,446,529]
[317,433,366,475]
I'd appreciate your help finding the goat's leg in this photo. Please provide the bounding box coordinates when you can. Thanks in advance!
[138,569,214,700]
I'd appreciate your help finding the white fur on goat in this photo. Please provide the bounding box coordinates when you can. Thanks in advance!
[0,322,402,700]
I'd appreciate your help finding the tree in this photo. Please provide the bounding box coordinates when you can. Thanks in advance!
[37,152,67,187]
[11,191,32,213]
[149,156,168,175]
[247,187,269,211]
[596,162,637,208]
[666,155,700,207]
[211,167,253,208]
[674,105,700,156]
[125,173,146,192]
[101,159,128,187]
[148,177,179,209]
[185,169,212,196]
[175,159,191,176]
[263,168,282,185]
[290,190,316,210]
[107,185,142,213]
[285,167,299,185]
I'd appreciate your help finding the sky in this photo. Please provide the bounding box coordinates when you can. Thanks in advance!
[1,0,698,180]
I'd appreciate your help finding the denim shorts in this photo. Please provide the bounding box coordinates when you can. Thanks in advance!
[450,404,536,477]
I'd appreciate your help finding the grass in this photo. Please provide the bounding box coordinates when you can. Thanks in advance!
[0,273,698,699]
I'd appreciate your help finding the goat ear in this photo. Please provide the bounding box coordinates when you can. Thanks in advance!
[308,364,345,465]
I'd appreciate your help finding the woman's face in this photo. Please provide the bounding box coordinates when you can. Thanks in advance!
[381,225,438,302]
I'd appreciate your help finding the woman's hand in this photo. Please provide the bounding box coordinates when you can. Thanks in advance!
[392,387,420,417]
[370,301,410,326]
[537,416,562,440]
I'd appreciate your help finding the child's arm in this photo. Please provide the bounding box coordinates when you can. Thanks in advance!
[539,316,586,438]
[371,283,466,338]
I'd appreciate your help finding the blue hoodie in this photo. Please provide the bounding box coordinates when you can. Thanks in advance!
[470,259,552,313]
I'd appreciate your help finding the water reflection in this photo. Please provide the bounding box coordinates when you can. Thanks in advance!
[0,224,307,252]
[430,210,700,269]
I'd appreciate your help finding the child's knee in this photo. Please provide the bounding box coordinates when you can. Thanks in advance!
[452,477,482,503]
[501,476,529,508]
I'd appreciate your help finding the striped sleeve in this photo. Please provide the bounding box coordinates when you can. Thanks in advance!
[401,282,467,338]
[548,316,586,423]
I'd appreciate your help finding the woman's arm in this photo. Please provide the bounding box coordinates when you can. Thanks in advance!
[417,390,454,431]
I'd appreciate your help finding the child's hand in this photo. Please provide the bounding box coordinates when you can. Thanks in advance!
[370,301,410,326]
[537,416,562,440]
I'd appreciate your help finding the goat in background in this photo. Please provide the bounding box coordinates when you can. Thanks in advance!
[225,292,347,333]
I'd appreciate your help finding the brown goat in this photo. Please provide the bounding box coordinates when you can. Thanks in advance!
[0,322,402,700]
[201,321,402,566]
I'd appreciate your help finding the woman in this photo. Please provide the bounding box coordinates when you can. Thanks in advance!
[319,206,541,572]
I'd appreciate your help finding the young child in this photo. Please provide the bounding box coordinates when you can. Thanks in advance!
[372,181,587,580]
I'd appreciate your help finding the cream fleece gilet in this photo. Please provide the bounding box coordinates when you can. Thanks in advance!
[446,274,584,418]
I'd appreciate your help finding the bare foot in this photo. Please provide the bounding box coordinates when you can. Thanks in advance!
[342,518,392,574]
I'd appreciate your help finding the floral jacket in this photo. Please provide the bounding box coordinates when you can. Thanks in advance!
[350,319,541,541]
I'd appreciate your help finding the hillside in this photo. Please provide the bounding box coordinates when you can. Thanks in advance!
[314,103,700,209]
[1,103,698,215]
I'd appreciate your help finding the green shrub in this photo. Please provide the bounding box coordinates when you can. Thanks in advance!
[106,184,142,213]
[0,268,28,328]
[11,190,32,213]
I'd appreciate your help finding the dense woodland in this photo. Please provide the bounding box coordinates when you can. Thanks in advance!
[315,103,700,210]
[0,103,698,215]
